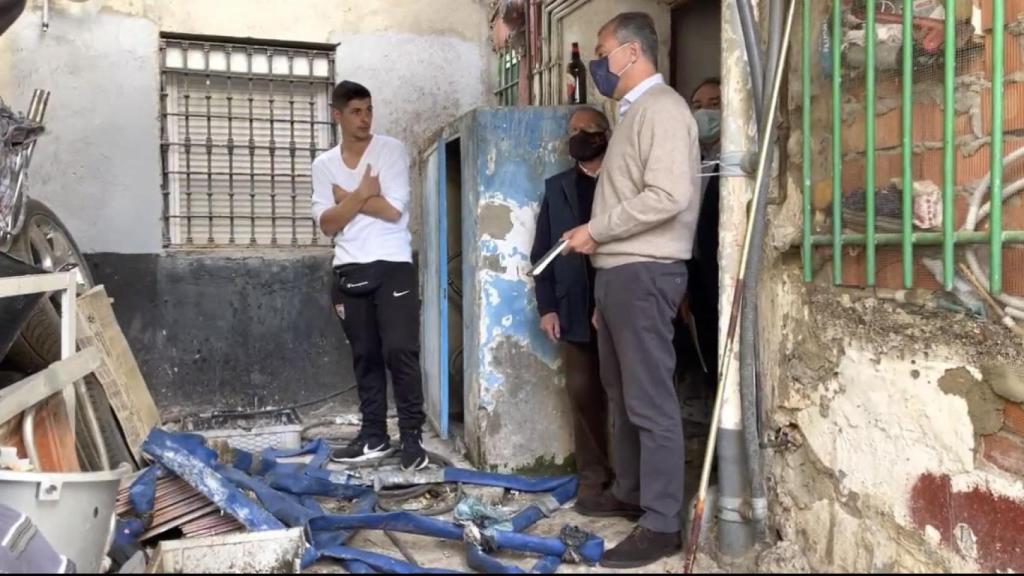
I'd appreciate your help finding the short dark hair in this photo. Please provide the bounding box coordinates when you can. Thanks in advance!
[571,106,611,133]
[602,12,659,69]
[692,77,721,99]
[332,81,371,110]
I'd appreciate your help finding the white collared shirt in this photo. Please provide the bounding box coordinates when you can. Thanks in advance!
[618,73,665,117]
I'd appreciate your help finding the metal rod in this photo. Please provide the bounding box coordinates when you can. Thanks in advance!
[865,0,877,286]
[22,407,39,470]
[990,0,1005,294]
[901,0,914,288]
[156,67,336,84]
[76,380,111,470]
[268,48,278,245]
[811,230,1024,245]
[308,52,319,245]
[942,0,956,289]
[183,60,194,245]
[831,0,844,284]
[288,52,298,246]
[801,0,813,281]
[226,47,237,245]
[204,44,215,244]
[247,47,257,245]
[159,43,172,247]
[685,0,798,570]
[163,111,333,126]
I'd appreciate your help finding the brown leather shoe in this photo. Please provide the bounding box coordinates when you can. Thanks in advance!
[574,492,644,520]
[599,526,682,569]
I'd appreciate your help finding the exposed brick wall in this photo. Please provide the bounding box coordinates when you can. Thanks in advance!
[819,5,1024,294]
[981,431,1024,476]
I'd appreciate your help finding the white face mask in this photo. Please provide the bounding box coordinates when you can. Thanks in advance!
[693,108,722,144]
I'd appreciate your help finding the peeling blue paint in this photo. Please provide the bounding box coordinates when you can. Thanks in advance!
[422,106,576,467]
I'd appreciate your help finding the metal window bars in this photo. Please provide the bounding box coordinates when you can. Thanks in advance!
[495,48,521,106]
[801,0,1023,294]
[159,36,337,248]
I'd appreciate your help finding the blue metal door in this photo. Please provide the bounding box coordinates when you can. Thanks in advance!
[420,137,448,438]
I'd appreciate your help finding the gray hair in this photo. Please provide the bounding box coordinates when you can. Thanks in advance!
[570,106,611,133]
[602,12,659,69]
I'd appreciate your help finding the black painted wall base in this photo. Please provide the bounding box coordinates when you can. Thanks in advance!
[86,252,356,413]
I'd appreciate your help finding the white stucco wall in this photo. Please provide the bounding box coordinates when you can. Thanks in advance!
[0,0,493,253]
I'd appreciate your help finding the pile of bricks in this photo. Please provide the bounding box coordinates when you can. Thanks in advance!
[830,1,1024,294]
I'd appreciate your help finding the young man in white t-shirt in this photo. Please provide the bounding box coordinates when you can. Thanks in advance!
[310,81,428,471]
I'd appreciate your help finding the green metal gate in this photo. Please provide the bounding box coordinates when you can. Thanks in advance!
[800,0,1022,294]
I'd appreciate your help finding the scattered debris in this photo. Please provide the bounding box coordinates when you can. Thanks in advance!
[116,475,244,543]
[148,528,306,574]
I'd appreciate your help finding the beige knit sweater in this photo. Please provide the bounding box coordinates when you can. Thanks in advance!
[588,83,702,269]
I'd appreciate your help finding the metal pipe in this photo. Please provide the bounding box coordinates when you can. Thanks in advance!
[22,406,39,470]
[76,381,111,470]
[901,0,914,288]
[811,230,1024,245]
[736,0,766,131]
[707,0,757,561]
[764,0,784,115]
[990,0,1005,294]
[831,0,843,284]
[865,0,877,285]
[739,0,792,544]
[942,0,956,289]
[41,0,48,32]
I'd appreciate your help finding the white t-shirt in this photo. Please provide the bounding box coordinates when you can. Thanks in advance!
[311,135,413,267]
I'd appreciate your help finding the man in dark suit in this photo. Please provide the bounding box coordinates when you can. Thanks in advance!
[531,107,635,517]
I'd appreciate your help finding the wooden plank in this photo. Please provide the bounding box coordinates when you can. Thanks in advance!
[76,285,160,463]
[0,348,101,425]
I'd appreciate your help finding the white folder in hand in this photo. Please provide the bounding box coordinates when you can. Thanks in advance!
[528,238,569,277]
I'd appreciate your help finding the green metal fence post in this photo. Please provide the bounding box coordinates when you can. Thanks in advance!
[832,0,843,285]
[901,0,914,288]
[865,0,877,286]
[942,0,957,290]
[991,0,1005,294]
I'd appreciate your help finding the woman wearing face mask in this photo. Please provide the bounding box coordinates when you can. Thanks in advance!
[685,77,723,398]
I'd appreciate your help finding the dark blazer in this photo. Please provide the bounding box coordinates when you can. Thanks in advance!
[530,167,594,344]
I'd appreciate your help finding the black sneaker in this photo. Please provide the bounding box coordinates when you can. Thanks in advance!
[330,435,391,463]
[399,431,429,471]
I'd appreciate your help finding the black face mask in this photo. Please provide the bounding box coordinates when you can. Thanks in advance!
[569,131,609,162]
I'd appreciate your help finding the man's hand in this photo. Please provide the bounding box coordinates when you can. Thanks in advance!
[540,312,560,343]
[592,309,600,331]
[562,223,598,255]
[355,164,381,200]
[678,295,691,322]
[332,184,351,204]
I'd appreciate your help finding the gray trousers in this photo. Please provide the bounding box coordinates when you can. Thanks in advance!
[594,261,687,534]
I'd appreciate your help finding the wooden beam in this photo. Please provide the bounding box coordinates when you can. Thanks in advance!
[76,286,160,464]
[0,348,101,425]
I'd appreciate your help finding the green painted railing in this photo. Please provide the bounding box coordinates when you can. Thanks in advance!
[801,0,1011,292]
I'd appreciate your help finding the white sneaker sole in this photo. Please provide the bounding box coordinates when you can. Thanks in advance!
[401,456,430,471]
[331,447,394,463]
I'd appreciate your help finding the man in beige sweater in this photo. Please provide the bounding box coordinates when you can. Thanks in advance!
[562,11,701,569]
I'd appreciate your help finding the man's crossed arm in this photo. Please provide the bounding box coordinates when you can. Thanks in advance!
[317,164,402,237]
[332,183,401,223]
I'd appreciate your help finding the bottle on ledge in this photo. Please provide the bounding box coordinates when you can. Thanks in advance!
[567,42,587,105]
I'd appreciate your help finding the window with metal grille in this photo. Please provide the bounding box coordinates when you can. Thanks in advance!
[495,48,520,106]
[159,35,337,248]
